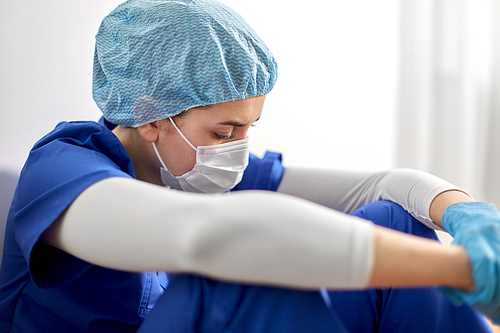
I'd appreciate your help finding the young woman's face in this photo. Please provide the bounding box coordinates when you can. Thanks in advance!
[157,95,266,176]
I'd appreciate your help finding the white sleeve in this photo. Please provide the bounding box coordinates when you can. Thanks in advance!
[49,177,374,290]
[277,167,467,231]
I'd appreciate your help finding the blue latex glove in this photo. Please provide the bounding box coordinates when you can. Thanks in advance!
[438,202,500,324]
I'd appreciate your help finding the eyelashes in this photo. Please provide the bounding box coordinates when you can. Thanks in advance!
[214,133,235,140]
[213,124,256,141]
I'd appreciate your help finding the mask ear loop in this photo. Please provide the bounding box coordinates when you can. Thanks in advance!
[169,117,197,151]
[152,142,168,170]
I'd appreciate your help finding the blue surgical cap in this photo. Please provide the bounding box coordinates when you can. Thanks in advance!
[92,0,278,127]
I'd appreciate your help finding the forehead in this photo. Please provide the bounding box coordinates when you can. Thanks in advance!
[188,96,265,124]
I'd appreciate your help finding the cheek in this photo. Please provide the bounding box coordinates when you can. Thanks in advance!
[162,135,197,176]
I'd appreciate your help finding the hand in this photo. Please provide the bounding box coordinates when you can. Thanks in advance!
[439,202,500,324]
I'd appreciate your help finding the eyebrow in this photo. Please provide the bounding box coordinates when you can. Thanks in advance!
[218,116,260,127]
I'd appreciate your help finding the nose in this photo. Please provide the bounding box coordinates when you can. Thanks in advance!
[234,127,251,141]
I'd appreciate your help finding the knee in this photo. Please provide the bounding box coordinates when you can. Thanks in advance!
[352,201,438,240]
[351,200,406,228]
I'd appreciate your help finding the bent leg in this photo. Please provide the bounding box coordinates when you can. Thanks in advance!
[138,275,349,333]
[326,200,492,333]
[138,200,491,333]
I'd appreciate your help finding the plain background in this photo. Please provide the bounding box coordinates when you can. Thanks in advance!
[0,0,399,173]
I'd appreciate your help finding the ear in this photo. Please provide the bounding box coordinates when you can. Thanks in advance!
[137,121,161,143]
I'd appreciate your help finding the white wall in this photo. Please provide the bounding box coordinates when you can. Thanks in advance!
[0,0,400,173]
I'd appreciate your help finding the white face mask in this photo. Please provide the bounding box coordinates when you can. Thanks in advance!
[152,117,250,193]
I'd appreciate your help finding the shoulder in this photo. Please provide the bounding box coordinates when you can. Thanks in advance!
[14,120,135,213]
[35,120,118,151]
[232,151,285,192]
[30,120,134,176]
[4,121,136,290]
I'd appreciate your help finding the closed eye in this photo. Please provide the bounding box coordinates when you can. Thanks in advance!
[214,133,235,140]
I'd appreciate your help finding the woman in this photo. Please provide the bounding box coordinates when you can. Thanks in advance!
[1,0,499,332]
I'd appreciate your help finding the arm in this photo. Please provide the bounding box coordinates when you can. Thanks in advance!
[429,190,475,228]
[277,167,500,321]
[369,226,474,290]
[42,177,475,291]
[42,177,374,290]
[277,167,469,230]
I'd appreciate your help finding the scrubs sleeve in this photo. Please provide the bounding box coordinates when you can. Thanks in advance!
[13,121,135,288]
[232,151,284,192]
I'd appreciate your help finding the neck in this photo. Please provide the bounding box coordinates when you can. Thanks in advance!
[112,126,164,186]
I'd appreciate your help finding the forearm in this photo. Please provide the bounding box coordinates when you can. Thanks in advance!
[368,226,475,290]
[429,190,475,228]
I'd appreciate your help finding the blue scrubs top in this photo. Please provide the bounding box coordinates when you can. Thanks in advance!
[0,120,284,333]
